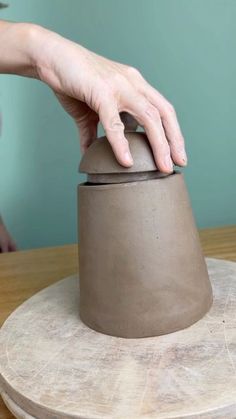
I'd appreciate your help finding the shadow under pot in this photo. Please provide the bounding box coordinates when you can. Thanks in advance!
[78,132,213,338]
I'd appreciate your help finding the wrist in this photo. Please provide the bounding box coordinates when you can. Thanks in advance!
[30,25,89,93]
[28,24,66,91]
[0,21,40,78]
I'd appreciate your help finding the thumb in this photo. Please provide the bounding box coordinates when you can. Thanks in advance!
[77,119,98,153]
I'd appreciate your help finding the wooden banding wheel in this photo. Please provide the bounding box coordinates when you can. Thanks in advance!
[0,258,236,418]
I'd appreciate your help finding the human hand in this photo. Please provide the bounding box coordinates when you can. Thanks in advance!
[31,26,187,173]
[0,21,187,173]
[0,221,17,253]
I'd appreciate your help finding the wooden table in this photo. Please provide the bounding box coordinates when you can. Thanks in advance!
[0,225,235,419]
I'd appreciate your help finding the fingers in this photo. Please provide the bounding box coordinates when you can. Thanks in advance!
[0,240,8,253]
[78,119,98,153]
[124,96,173,173]
[122,67,187,168]
[101,73,186,171]
[98,99,133,167]
[55,92,99,153]
[0,234,17,252]
[140,85,187,167]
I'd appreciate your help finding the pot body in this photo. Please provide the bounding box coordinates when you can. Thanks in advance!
[78,173,212,338]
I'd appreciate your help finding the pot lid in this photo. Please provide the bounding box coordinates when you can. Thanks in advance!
[79,131,159,175]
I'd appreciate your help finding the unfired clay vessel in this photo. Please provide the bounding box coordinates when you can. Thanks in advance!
[78,130,213,338]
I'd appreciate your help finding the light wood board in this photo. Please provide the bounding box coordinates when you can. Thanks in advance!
[0,258,236,418]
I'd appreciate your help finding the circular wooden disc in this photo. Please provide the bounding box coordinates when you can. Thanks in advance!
[1,258,236,419]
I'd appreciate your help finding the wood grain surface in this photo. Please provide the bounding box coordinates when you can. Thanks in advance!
[0,225,235,419]
[1,258,236,418]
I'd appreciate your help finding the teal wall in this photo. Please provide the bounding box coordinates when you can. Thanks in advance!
[0,0,235,249]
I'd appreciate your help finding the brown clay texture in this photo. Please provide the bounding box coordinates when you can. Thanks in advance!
[78,173,212,338]
[79,132,160,174]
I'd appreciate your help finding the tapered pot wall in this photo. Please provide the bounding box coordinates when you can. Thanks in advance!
[78,173,212,338]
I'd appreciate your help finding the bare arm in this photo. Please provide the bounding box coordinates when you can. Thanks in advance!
[0,20,38,77]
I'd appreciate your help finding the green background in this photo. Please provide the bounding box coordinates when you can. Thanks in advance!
[0,0,235,249]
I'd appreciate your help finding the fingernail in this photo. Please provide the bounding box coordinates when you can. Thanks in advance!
[124,151,133,166]
[165,155,173,172]
[180,150,188,165]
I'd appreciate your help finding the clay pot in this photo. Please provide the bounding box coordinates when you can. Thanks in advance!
[78,131,213,338]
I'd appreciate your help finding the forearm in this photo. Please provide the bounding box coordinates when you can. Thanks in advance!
[0,20,41,78]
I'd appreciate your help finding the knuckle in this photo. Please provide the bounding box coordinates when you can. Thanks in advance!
[105,117,124,133]
[163,101,176,116]
[126,66,142,78]
[99,83,113,99]
[104,73,125,90]
[144,104,161,122]
[111,72,126,86]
